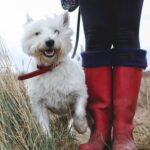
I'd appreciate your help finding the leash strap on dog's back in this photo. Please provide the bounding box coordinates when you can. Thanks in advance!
[71,8,80,58]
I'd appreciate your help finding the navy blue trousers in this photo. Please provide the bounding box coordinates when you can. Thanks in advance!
[80,0,147,69]
[79,0,143,50]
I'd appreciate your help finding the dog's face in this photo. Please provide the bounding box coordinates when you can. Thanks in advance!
[22,12,73,65]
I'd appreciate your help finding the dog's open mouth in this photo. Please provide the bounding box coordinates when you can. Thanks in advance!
[43,49,55,57]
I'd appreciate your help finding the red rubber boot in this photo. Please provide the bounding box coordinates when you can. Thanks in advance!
[78,67,113,150]
[112,67,143,150]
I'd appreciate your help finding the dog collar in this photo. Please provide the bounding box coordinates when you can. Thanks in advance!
[18,63,60,80]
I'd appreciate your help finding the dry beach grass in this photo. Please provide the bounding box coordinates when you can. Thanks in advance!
[0,39,150,150]
[134,71,150,150]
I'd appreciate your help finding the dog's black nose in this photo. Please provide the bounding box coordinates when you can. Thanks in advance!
[45,40,54,48]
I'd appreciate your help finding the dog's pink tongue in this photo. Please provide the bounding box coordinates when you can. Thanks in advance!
[43,49,55,57]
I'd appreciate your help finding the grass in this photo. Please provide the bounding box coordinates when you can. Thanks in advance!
[0,38,150,150]
[134,74,150,150]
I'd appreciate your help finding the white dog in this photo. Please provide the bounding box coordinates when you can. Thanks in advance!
[21,12,88,137]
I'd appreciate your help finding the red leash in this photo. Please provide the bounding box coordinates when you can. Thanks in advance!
[18,65,52,80]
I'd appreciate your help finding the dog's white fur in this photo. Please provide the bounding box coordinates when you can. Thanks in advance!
[21,12,88,137]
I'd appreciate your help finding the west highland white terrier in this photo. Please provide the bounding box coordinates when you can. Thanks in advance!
[21,12,88,137]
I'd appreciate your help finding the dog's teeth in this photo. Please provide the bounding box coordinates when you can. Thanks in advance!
[44,50,55,57]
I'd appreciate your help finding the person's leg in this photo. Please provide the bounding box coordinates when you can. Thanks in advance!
[112,66,144,150]
[78,0,113,150]
[112,0,147,150]
[80,0,113,50]
[113,0,144,49]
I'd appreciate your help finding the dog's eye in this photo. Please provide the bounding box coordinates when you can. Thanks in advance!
[35,32,41,36]
[54,30,60,34]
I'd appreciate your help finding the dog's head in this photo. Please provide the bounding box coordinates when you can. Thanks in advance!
[22,12,73,66]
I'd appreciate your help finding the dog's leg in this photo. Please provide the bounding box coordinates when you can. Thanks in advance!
[30,101,51,138]
[73,96,88,134]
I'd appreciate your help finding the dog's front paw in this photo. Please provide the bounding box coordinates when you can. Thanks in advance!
[73,116,88,134]
[40,124,52,138]
[43,129,52,139]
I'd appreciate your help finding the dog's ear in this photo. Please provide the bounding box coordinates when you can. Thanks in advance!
[62,11,70,27]
[26,14,33,24]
